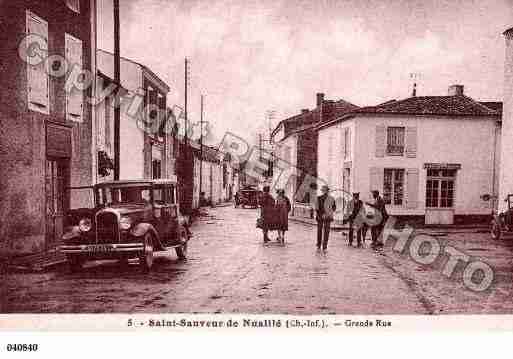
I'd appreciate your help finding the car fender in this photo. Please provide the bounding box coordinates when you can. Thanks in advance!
[130,223,158,239]
[130,223,164,251]
[62,226,81,241]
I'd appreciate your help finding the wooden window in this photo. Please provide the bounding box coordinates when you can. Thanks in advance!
[386,127,405,155]
[26,11,49,114]
[157,94,165,140]
[384,168,404,205]
[375,125,386,157]
[65,0,80,13]
[152,160,162,179]
[425,169,456,208]
[65,33,83,122]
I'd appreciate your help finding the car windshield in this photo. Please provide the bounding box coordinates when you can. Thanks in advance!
[97,186,151,206]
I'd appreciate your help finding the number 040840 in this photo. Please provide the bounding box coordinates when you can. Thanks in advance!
[6,344,39,352]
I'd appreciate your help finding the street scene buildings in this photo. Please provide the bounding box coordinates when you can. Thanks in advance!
[2,0,513,315]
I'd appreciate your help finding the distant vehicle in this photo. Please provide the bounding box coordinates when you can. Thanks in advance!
[235,186,261,209]
[491,194,513,240]
[59,178,190,272]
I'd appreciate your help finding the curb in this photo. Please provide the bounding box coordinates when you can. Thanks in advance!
[289,216,347,231]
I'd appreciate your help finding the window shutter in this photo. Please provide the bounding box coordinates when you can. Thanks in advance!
[370,167,384,194]
[405,126,417,158]
[27,12,49,113]
[340,127,346,159]
[406,168,419,208]
[346,128,351,159]
[375,125,386,157]
[65,34,83,122]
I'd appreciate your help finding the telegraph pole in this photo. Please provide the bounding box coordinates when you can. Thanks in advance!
[184,58,188,150]
[113,0,120,180]
[199,94,204,197]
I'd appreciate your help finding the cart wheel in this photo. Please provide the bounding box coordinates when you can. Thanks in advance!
[139,233,154,272]
[491,219,502,240]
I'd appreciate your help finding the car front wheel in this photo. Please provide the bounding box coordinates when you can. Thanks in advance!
[139,233,154,272]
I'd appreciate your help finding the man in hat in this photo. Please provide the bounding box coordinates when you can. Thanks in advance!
[259,185,275,243]
[343,192,364,247]
[315,185,336,252]
[370,190,388,247]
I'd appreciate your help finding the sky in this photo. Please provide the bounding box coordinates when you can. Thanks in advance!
[97,0,513,145]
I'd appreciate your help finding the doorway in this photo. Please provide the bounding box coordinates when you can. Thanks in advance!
[45,158,70,251]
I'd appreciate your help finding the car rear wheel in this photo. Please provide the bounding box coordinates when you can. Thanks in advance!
[175,228,188,260]
[139,233,154,272]
[491,219,502,240]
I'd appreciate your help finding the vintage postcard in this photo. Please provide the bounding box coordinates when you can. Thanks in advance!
[1,0,513,347]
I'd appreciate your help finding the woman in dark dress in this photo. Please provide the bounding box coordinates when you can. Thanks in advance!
[275,189,291,244]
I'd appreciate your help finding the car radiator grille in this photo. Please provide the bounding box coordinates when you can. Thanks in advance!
[96,212,119,244]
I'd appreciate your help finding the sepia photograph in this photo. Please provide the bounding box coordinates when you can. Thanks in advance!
[1,0,513,336]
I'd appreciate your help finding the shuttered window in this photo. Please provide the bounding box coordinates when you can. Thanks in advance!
[375,125,386,157]
[405,126,417,158]
[65,33,83,122]
[384,168,404,205]
[369,167,384,194]
[343,127,350,159]
[405,168,419,208]
[386,127,405,155]
[26,11,49,114]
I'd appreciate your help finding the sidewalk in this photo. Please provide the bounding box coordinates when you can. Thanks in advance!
[289,214,346,230]
[289,214,489,232]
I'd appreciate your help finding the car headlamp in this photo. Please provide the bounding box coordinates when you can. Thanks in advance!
[120,216,132,230]
[78,218,92,232]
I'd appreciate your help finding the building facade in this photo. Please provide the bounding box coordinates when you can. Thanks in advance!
[96,49,171,181]
[0,0,96,256]
[499,28,513,212]
[271,93,358,217]
[317,85,501,224]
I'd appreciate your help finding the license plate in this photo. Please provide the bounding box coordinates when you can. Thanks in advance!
[86,244,113,253]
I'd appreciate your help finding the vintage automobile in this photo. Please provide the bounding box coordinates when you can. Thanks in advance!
[59,178,190,272]
[234,186,261,209]
[491,194,513,240]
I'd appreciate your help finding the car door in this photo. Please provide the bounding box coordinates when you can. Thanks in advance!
[153,185,175,244]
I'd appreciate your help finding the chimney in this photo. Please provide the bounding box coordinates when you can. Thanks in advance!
[301,109,309,114]
[316,93,325,107]
[448,84,464,96]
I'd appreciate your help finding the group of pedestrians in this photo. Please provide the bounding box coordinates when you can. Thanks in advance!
[257,185,388,252]
[258,186,292,244]
[256,184,388,252]
[315,186,388,252]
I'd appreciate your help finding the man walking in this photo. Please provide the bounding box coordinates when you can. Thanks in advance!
[344,192,364,247]
[259,186,275,243]
[370,190,388,247]
[315,185,336,252]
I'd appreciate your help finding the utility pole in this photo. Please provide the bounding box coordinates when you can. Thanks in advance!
[199,94,204,198]
[113,0,120,180]
[184,58,188,151]
[183,57,191,213]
